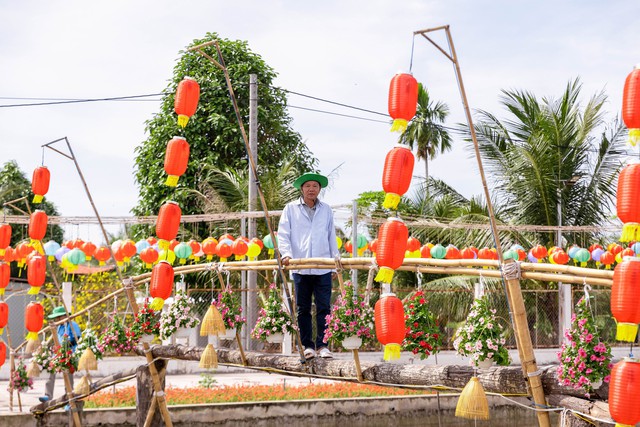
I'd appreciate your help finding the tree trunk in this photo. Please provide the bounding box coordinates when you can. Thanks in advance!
[137,358,167,427]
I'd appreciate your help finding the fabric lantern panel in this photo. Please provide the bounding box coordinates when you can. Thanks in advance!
[617,163,640,242]
[382,146,415,209]
[374,217,408,284]
[611,258,640,342]
[164,136,190,187]
[25,301,44,340]
[388,73,418,133]
[174,77,200,128]
[0,301,7,334]
[149,261,174,310]
[375,291,405,361]
[608,357,640,427]
[156,201,181,249]
[622,66,640,146]
[31,166,50,204]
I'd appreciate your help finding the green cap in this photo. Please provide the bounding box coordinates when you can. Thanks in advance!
[48,306,68,319]
[293,172,328,190]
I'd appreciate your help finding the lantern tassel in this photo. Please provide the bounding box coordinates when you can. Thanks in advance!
[628,129,640,147]
[149,297,166,311]
[73,374,91,397]
[32,194,44,204]
[26,331,39,341]
[165,175,180,187]
[455,376,490,420]
[177,115,190,128]
[375,267,395,284]
[382,193,401,210]
[621,223,640,242]
[390,118,408,133]
[383,343,401,361]
[199,343,218,369]
[200,304,226,336]
[615,322,638,342]
[27,286,41,295]
[27,361,41,378]
[78,347,98,371]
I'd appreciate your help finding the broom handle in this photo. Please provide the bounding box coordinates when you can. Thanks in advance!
[235,331,248,366]
[352,349,364,382]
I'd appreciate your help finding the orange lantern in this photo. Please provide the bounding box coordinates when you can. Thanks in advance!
[609,358,640,427]
[344,240,353,254]
[27,254,46,295]
[216,240,233,262]
[149,260,174,310]
[0,224,11,255]
[612,258,640,341]
[156,201,181,249]
[25,301,44,341]
[600,251,615,269]
[0,263,7,296]
[188,239,202,261]
[28,210,48,247]
[374,217,408,283]
[445,245,462,259]
[139,247,159,269]
[460,247,475,259]
[94,246,111,266]
[202,237,218,261]
[617,163,640,241]
[375,288,405,360]
[31,166,50,204]
[164,136,190,187]
[251,237,264,249]
[0,301,7,335]
[81,241,97,261]
[382,146,415,209]
[477,247,494,260]
[369,238,379,255]
[232,238,248,261]
[388,72,418,133]
[174,77,200,128]
[120,239,137,263]
[0,341,5,369]
[420,244,431,258]
[406,236,421,253]
[622,66,640,146]
[531,244,548,262]
[551,250,570,265]
[2,247,15,264]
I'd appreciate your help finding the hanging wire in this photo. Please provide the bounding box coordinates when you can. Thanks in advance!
[409,34,416,73]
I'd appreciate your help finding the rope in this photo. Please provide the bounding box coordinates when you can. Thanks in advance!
[502,261,521,280]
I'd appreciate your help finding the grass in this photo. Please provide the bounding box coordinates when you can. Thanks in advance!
[84,382,430,408]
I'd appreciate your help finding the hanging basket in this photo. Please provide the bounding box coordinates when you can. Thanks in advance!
[220,327,236,340]
[266,332,284,344]
[476,357,494,369]
[342,335,362,350]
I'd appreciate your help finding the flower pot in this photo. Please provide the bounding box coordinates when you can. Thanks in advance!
[220,327,236,340]
[175,327,191,338]
[591,379,603,389]
[141,334,155,344]
[477,357,494,369]
[266,332,284,344]
[342,335,362,350]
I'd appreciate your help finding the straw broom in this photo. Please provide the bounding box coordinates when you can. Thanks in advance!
[455,376,490,420]
[73,374,91,397]
[78,347,98,371]
[27,361,41,378]
[200,303,226,336]
[199,343,218,369]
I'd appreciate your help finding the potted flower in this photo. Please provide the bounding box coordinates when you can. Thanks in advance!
[98,313,137,355]
[251,283,297,343]
[33,344,57,374]
[214,286,246,340]
[51,335,80,373]
[131,301,161,343]
[556,296,613,396]
[159,290,200,340]
[453,295,510,367]
[323,280,375,350]
[402,290,443,359]
[9,358,33,393]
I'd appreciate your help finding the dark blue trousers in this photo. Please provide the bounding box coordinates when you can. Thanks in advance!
[293,272,332,349]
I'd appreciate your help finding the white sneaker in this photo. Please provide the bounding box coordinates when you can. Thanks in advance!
[318,347,333,358]
[304,348,316,359]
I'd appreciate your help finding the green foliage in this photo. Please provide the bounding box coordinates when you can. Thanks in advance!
[198,372,218,389]
[132,33,317,241]
[402,290,443,360]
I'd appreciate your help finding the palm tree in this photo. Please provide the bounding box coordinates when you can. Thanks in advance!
[471,78,627,246]
[398,83,452,184]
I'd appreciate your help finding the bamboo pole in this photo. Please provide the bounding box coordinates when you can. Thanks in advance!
[235,331,248,366]
[352,349,364,382]
[49,330,82,427]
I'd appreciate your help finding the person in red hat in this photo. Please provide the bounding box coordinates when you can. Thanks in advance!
[278,172,339,360]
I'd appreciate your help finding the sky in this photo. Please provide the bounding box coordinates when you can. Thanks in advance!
[1,0,638,243]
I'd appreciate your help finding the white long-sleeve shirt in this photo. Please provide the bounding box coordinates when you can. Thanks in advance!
[277,197,339,275]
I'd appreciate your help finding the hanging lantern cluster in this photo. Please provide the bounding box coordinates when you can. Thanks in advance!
[374,285,405,361]
[622,66,640,147]
[608,357,640,427]
[382,145,415,210]
[31,166,50,204]
[611,257,640,342]
[388,72,418,133]
[175,77,200,128]
[617,163,640,242]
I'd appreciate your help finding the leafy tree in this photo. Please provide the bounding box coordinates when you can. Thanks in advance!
[132,33,317,240]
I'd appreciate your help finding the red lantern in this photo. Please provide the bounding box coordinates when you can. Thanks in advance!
[531,244,548,262]
[31,166,50,204]
[551,250,570,265]
[344,240,353,254]
[0,224,11,255]
[374,217,408,284]
[406,236,421,253]
[0,341,5,369]
[164,136,190,187]
[174,77,200,128]
[477,247,495,260]
[420,244,431,258]
[382,146,415,209]
[188,239,202,261]
[156,201,181,248]
[369,238,379,255]
[251,237,264,249]
[0,301,7,335]
[600,251,615,269]
[202,237,218,261]
[120,239,137,262]
[445,246,461,259]
[612,258,640,341]
[149,260,174,310]
[94,246,111,266]
[25,301,44,341]
[617,163,640,241]
[621,247,636,259]
[609,358,640,426]
[139,247,159,269]
[81,241,97,260]
[375,290,405,360]
[216,240,233,262]
[0,262,7,294]
[28,210,48,243]
[232,238,249,261]
[27,254,46,295]
[622,66,640,146]
[388,73,418,133]
[460,247,475,259]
